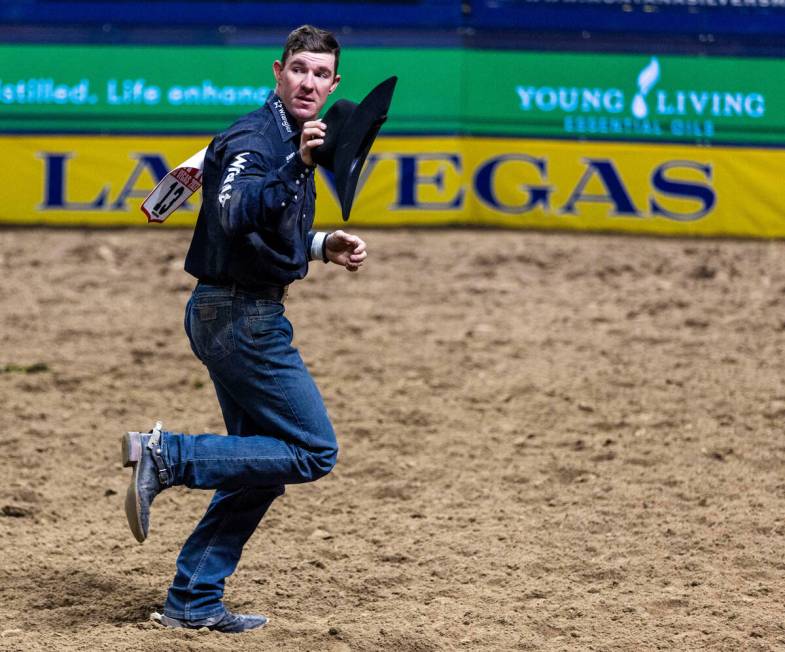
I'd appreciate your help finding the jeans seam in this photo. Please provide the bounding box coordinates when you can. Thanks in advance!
[174,456,296,464]
[246,313,311,446]
[263,355,309,446]
[184,501,235,620]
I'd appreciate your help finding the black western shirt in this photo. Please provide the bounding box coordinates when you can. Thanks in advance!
[184,94,318,288]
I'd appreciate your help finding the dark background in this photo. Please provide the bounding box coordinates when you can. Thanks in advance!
[1,0,784,55]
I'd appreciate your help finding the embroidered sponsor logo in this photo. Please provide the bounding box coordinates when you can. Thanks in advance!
[273,99,293,134]
[218,152,249,207]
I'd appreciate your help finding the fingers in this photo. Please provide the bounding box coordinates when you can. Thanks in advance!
[342,248,367,273]
[325,229,368,272]
[332,230,366,254]
[301,121,326,148]
[302,120,326,134]
[299,121,326,166]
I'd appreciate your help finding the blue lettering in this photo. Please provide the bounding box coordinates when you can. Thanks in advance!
[111,154,170,210]
[396,154,463,210]
[561,159,640,216]
[650,160,715,221]
[474,154,551,213]
[38,152,108,210]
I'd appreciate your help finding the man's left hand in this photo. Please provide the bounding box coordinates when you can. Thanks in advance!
[325,230,367,272]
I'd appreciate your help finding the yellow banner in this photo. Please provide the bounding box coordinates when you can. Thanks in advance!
[2,134,784,237]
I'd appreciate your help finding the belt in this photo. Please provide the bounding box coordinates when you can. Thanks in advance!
[197,279,288,303]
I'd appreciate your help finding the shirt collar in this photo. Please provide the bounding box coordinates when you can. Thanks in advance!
[267,94,300,142]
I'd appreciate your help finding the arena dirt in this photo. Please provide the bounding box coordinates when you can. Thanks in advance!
[1,227,784,651]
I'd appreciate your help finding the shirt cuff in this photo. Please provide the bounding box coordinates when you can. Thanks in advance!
[310,231,329,262]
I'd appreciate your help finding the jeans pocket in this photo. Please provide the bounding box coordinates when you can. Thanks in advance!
[190,300,236,362]
[246,301,287,338]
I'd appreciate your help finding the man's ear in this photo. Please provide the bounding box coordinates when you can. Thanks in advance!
[273,60,283,83]
[329,74,341,94]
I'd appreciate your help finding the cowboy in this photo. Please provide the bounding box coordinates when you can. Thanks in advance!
[121,25,374,633]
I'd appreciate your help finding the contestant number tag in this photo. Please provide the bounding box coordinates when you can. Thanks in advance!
[140,147,207,223]
[142,167,202,223]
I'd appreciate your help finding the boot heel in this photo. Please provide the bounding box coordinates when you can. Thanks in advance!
[122,432,141,467]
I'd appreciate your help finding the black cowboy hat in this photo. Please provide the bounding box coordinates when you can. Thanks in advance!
[313,76,397,221]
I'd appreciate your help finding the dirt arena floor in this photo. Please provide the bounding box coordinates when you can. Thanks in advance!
[1,226,785,651]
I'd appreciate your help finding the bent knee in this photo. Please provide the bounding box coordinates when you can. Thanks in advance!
[311,445,338,480]
[308,446,338,481]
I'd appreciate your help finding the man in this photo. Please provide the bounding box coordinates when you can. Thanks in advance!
[121,25,366,633]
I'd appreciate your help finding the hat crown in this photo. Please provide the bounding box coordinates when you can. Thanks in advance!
[311,76,397,220]
[312,99,356,171]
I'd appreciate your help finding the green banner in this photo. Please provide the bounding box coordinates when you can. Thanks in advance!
[464,51,783,145]
[0,45,460,134]
[1,45,783,145]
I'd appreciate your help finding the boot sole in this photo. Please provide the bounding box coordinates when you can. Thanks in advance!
[122,433,146,543]
[159,612,269,632]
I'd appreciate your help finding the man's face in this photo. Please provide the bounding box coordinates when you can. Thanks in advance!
[273,51,340,125]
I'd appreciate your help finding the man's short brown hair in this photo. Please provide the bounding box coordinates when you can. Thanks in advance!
[281,25,341,75]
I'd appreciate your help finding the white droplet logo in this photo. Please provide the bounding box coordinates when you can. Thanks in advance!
[632,57,660,119]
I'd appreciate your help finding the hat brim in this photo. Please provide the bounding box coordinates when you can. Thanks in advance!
[332,76,397,221]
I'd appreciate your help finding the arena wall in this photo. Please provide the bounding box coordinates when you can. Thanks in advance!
[2,40,784,235]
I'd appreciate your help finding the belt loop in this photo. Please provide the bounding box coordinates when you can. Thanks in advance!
[231,282,237,297]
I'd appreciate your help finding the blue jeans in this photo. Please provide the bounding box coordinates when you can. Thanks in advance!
[160,282,338,620]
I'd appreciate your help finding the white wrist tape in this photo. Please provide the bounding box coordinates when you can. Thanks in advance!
[310,231,328,261]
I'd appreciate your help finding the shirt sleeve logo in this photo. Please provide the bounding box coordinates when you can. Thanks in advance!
[218,152,250,207]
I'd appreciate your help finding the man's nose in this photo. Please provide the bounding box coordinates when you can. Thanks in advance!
[300,72,315,90]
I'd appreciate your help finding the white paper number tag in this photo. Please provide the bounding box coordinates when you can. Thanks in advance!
[141,147,207,223]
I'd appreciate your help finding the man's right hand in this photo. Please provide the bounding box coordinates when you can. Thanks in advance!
[298,120,326,167]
